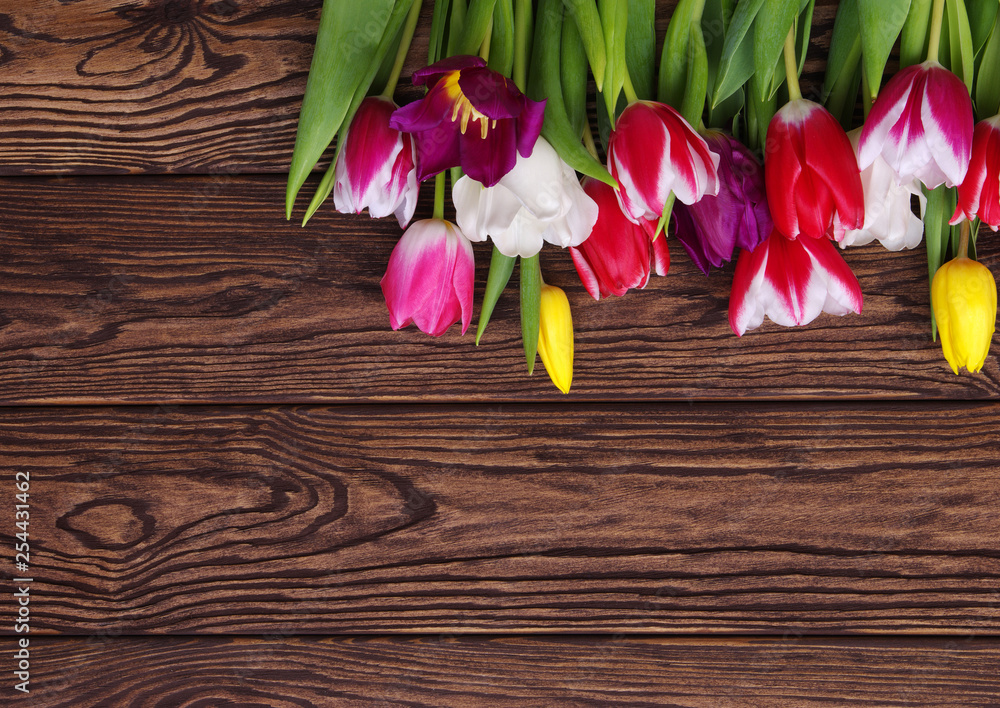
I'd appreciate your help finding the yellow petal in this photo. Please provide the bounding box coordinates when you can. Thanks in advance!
[537,284,573,394]
[931,257,997,374]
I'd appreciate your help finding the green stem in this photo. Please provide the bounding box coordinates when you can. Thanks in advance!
[926,0,946,63]
[623,70,640,104]
[381,0,424,99]
[480,16,493,61]
[513,0,530,91]
[861,68,873,118]
[783,26,802,101]
[958,218,971,258]
[433,171,446,220]
[582,122,599,160]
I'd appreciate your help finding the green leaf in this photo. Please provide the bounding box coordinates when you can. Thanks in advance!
[561,11,589,137]
[746,73,775,153]
[924,184,950,340]
[659,0,700,108]
[704,0,744,128]
[446,0,469,56]
[976,12,1000,115]
[489,0,515,75]
[857,0,911,101]
[562,0,608,91]
[625,0,657,99]
[900,0,932,68]
[476,247,517,345]
[429,0,452,63]
[599,0,628,121]
[520,255,542,374]
[968,0,999,56]
[822,0,861,120]
[946,0,975,92]
[681,25,709,126]
[458,0,499,55]
[754,0,800,103]
[712,0,765,108]
[530,0,616,186]
[286,0,398,219]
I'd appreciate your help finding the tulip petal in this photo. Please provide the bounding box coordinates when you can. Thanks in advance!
[412,55,487,87]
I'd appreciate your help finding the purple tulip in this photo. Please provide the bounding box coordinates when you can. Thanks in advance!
[389,55,546,187]
[672,131,772,274]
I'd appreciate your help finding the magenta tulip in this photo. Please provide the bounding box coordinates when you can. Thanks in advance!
[728,229,864,336]
[570,177,668,300]
[859,60,973,189]
[607,100,720,224]
[765,99,864,241]
[333,96,419,228]
[673,131,772,274]
[380,219,474,337]
[389,55,546,187]
[951,115,1000,230]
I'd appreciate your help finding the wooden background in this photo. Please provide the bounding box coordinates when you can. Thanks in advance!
[2,0,999,705]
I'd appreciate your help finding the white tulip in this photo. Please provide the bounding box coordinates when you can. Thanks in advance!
[452,137,599,258]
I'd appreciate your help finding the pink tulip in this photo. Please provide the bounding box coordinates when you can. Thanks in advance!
[728,229,864,336]
[570,177,668,300]
[859,60,973,189]
[607,100,720,224]
[951,115,1000,230]
[333,96,419,228]
[380,219,474,337]
[765,99,864,241]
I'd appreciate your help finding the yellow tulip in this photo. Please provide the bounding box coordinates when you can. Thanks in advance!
[538,284,574,393]
[932,256,997,374]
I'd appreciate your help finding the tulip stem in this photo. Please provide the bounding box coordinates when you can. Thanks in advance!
[927,0,946,64]
[433,171,446,220]
[958,218,971,259]
[582,122,599,160]
[783,26,802,102]
[381,0,424,99]
[479,17,493,61]
[623,70,640,104]
[513,0,530,92]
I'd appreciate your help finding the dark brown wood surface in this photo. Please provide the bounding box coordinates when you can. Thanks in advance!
[2,0,999,704]
[4,403,999,635]
[19,635,1000,707]
[1,175,997,403]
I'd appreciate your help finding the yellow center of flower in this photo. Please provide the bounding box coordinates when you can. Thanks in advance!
[440,71,496,139]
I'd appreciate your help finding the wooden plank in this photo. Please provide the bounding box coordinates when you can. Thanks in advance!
[14,635,1000,706]
[1,176,997,403]
[3,403,999,635]
[0,0,836,175]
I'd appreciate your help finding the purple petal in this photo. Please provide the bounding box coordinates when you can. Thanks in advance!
[459,119,517,187]
[412,123,460,182]
[459,67,524,119]
[516,97,547,157]
[412,55,486,87]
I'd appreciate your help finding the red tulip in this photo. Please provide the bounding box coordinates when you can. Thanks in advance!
[951,115,1000,230]
[380,219,474,337]
[607,100,720,224]
[570,177,668,300]
[765,99,864,241]
[729,229,864,336]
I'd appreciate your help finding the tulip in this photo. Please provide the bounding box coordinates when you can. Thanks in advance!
[951,116,1000,230]
[389,55,546,187]
[765,99,864,241]
[570,177,668,299]
[452,137,599,258]
[607,100,720,224]
[537,284,574,394]
[840,128,926,251]
[333,96,419,228]
[728,229,864,336]
[673,131,771,274]
[932,255,997,374]
[858,60,973,190]
[380,219,474,337]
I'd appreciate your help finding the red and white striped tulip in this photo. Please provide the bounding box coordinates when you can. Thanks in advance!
[728,229,864,336]
[858,60,973,190]
[380,219,474,337]
[334,96,419,228]
[607,100,720,224]
[951,115,1000,230]
[765,99,864,241]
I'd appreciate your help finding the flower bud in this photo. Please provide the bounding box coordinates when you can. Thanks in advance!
[537,284,573,394]
[931,256,997,374]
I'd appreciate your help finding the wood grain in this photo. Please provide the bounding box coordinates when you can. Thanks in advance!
[4,403,999,635]
[1,175,997,404]
[14,635,1000,706]
[0,0,836,175]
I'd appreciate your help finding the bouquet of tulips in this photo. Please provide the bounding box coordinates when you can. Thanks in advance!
[286,0,1000,391]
